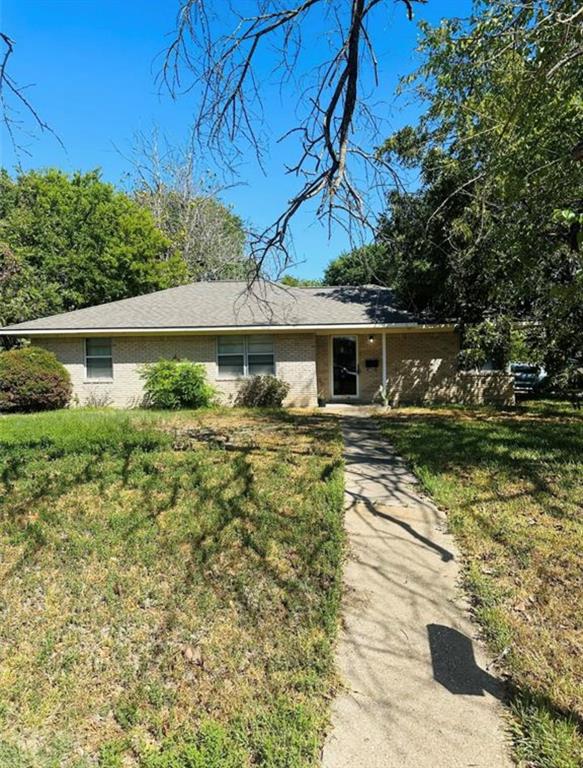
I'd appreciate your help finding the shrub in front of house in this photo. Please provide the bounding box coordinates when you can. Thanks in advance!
[140,359,215,409]
[0,346,72,412]
[235,375,290,407]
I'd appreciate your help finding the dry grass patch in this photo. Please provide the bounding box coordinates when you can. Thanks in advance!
[379,400,583,768]
[0,408,344,768]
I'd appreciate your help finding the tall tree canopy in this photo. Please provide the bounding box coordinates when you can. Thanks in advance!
[0,169,187,328]
[323,244,389,287]
[126,131,248,281]
[373,0,583,374]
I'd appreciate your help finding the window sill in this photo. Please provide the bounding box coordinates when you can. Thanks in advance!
[83,379,114,384]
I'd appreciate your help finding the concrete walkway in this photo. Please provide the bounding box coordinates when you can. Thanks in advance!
[322,416,512,768]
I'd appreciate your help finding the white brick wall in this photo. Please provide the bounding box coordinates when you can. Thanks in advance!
[387,331,460,405]
[276,333,318,407]
[35,333,318,408]
[388,332,514,405]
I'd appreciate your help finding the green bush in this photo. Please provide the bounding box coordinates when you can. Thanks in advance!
[0,346,72,412]
[235,375,290,407]
[140,359,215,409]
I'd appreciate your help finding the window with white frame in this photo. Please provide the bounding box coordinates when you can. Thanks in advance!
[85,338,113,380]
[217,335,275,377]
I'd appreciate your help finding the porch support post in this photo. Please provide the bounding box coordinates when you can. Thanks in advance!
[382,331,387,388]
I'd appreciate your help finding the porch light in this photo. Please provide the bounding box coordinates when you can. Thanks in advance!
[368,335,374,343]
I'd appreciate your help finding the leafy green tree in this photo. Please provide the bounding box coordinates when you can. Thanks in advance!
[323,244,388,287]
[0,169,187,327]
[376,1,583,372]
[0,243,61,329]
[374,154,477,316]
[279,275,322,287]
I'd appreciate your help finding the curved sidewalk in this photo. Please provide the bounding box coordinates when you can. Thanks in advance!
[322,416,512,768]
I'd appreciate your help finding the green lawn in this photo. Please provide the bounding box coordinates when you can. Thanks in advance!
[0,408,344,768]
[379,401,583,768]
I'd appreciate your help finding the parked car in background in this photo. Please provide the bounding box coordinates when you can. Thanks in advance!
[510,363,546,397]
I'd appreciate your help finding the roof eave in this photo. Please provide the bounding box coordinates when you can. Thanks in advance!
[1,322,457,336]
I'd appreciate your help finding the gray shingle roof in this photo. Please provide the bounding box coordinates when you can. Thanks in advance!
[1,281,425,333]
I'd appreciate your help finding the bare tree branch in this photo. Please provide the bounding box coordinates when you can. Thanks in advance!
[0,32,62,157]
[161,0,426,278]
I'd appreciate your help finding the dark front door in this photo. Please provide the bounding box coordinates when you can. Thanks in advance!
[332,336,358,397]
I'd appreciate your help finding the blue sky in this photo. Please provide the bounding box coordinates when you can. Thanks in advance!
[0,0,472,279]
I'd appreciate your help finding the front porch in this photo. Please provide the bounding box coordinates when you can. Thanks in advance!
[313,330,514,407]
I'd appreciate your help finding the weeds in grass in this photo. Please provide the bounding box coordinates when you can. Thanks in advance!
[510,694,583,768]
[379,401,583,767]
[0,408,344,767]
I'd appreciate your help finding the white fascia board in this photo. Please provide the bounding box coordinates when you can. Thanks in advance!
[1,323,457,336]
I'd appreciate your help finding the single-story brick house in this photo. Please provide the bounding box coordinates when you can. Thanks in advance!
[0,281,514,407]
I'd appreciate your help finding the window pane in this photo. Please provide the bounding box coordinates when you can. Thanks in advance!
[218,336,245,355]
[87,357,113,379]
[218,355,245,377]
[86,337,112,357]
[248,354,275,376]
[249,362,275,376]
[248,335,273,354]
